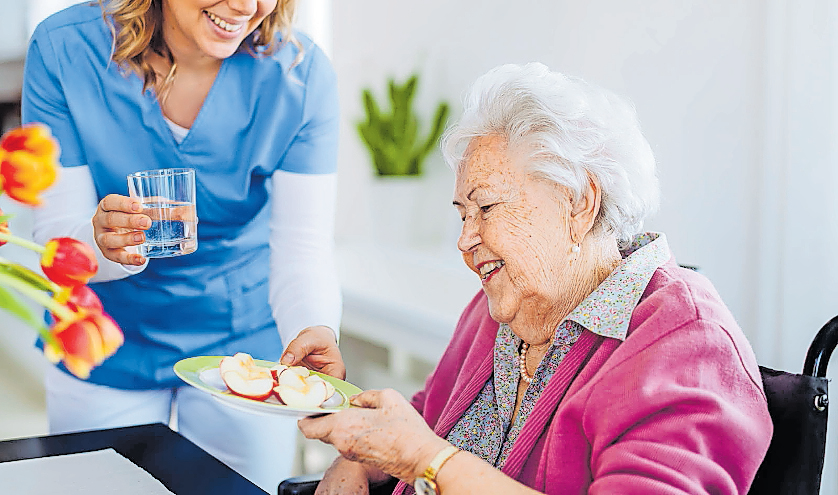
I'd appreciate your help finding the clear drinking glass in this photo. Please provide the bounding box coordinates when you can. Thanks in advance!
[127,168,197,258]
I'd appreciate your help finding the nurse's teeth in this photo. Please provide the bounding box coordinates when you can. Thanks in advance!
[206,11,238,32]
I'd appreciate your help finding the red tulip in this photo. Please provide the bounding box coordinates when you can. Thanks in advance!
[45,310,124,380]
[0,124,59,206]
[54,284,104,315]
[41,237,98,287]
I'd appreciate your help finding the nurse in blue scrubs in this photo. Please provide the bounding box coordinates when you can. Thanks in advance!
[22,0,344,491]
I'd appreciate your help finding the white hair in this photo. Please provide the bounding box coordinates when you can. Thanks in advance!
[442,63,660,246]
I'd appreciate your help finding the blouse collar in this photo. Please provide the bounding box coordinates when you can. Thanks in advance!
[563,232,670,341]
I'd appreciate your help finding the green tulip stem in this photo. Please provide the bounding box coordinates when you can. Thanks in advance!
[0,232,46,254]
[0,255,63,294]
[0,271,75,321]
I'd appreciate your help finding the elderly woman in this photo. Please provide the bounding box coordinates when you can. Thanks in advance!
[299,63,772,495]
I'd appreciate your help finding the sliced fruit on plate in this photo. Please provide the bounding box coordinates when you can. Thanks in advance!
[219,352,252,376]
[220,353,274,400]
[222,369,274,401]
[275,365,310,387]
[274,370,336,408]
[275,378,327,408]
[269,364,288,381]
[218,353,337,407]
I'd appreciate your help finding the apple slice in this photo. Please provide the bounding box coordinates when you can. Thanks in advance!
[274,373,334,408]
[304,376,331,403]
[275,379,328,408]
[269,364,288,382]
[322,379,336,400]
[276,366,310,387]
[219,353,251,376]
[222,370,274,401]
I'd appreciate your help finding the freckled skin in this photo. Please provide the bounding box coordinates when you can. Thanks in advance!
[454,134,593,346]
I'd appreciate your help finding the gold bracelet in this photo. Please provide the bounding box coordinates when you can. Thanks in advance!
[414,445,460,495]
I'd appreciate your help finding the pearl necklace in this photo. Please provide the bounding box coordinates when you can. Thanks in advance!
[519,342,533,383]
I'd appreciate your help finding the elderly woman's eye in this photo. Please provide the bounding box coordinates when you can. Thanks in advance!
[480,204,496,213]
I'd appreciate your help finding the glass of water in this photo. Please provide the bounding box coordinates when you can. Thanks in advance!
[127,168,197,258]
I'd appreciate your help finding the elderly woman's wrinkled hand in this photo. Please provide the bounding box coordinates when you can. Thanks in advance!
[298,388,449,482]
[313,457,385,495]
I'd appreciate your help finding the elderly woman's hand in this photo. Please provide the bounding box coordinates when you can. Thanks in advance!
[314,457,391,495]
[298,389,450,482]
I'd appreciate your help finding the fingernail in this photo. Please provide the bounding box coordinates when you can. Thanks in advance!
[281,352,294,364]
[133,233,144,242]
[132,202,142,212]
[141,218,151,228]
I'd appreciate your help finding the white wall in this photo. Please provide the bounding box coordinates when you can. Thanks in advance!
[0,1,28,61]
[332,0,764,331]
[329,1,838,492]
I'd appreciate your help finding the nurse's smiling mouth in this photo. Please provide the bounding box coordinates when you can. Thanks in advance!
[204,10,244,35]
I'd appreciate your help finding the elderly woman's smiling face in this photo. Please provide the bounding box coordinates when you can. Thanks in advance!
[454,134,576,328]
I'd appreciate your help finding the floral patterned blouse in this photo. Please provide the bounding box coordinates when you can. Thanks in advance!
[445,232,670,467]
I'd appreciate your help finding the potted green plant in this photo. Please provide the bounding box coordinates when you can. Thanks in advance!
[358,74,450,177]
[357,74,451,246]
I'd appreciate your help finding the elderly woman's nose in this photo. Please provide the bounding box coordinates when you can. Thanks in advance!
[457,217,480,252]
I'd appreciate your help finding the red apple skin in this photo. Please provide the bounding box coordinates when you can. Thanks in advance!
[222,371,274,401]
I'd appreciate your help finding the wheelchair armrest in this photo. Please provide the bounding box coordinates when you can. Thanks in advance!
[278,472,322,495]
[278,472,399,495]
[803,315,838,377]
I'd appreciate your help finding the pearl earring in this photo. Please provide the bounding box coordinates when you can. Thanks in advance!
[571,243,580,253]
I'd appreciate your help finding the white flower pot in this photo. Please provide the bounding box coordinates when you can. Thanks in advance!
[369,176,424,247]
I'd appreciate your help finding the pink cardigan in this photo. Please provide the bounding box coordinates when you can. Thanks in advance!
[398,259,772,494]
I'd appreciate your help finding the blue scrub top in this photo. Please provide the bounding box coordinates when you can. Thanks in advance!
[22,3,339,388]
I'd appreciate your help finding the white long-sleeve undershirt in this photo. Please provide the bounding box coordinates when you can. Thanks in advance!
[31,165,342,346]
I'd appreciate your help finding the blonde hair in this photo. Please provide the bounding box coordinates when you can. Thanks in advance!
[97,0,301,94]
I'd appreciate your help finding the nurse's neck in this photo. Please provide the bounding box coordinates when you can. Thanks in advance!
[149,44,222,129]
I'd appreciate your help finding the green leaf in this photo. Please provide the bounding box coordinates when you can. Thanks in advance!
[0,284,44,330]
[358,73,449,176]
[0,262,53,293]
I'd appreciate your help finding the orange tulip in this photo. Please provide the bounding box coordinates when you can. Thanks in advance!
[44,310,124,380]
[0,123,60,206]
[41,237,98,287]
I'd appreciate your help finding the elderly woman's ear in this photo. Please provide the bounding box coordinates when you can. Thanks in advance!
[567,173,603,245]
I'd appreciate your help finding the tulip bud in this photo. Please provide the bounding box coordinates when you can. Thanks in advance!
[41,237,98,287]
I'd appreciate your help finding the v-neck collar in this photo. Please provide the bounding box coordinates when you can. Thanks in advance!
[150,55,232,151]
